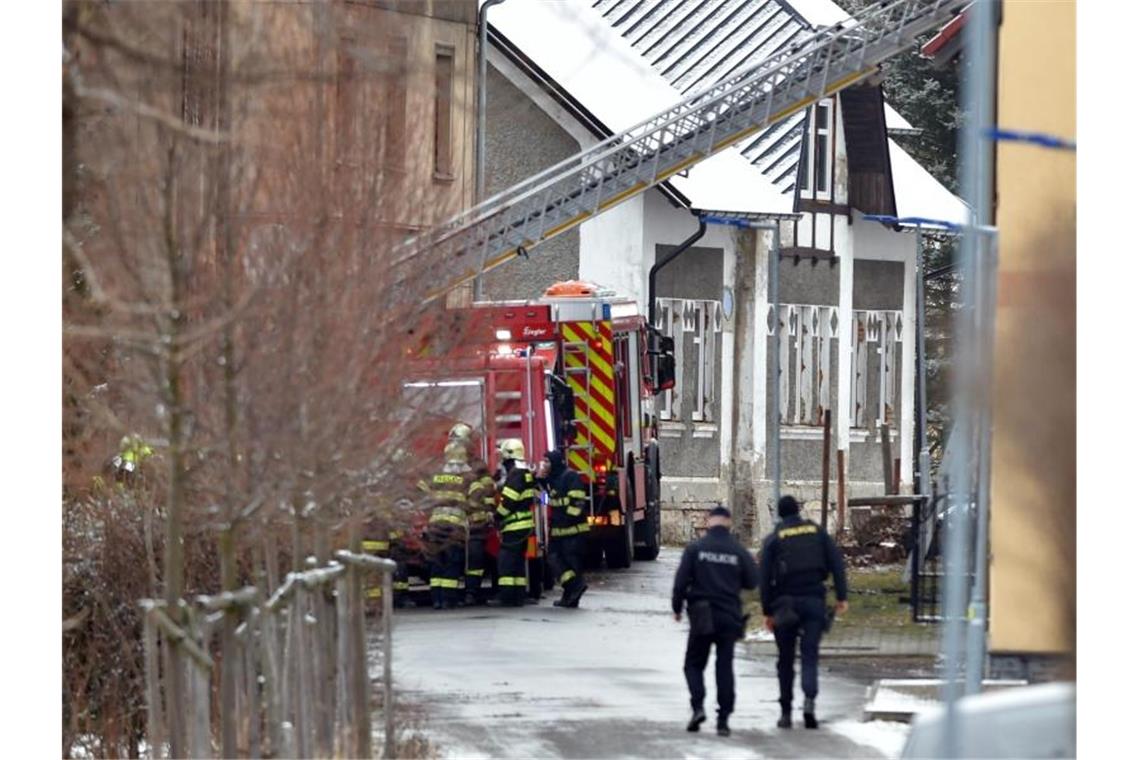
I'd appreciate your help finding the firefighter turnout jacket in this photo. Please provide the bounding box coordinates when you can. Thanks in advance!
[758,515,848,615]
[545,452,589,538]
[466,459,497,537]
[420,468,474,529]
[497,466,536,536]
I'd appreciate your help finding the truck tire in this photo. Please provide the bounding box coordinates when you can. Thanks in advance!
[634,443,662,561]
[605,480,634,569]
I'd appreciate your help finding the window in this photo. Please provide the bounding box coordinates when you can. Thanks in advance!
[434,46,454,179]
[654,297,722,424]
[799,99,833,199]
[851,309,904,430]
[771,303,838,426]
[384,36,408,171]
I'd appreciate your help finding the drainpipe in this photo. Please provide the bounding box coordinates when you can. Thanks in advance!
[474,0,506,301]
[647,219,707,327]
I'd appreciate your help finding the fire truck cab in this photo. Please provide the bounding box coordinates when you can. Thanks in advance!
[403,281,675,573]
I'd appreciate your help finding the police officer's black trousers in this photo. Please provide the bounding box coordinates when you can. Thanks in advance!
[428,527,465,608]
[465,533,488,602]
[497,532,529,606]
[549,534,585,601]
[683,628,739,717]
[774,596,827,709]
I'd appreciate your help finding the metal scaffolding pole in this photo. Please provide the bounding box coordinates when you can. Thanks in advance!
[940,1,999,756]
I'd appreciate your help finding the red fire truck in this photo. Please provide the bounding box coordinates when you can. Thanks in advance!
[400,281,675,584]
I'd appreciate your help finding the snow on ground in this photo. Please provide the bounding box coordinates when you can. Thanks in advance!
[829,719,912,759]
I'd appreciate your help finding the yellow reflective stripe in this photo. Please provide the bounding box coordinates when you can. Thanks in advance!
[497,504,511,516]
[362,540,390,552]
[552,526,580,537]
[567,490,587,499]
[577,523,591,534]
[566,506,583,517]
[499,576,527,586]
[501,486,522,500]
[778,524,819,539]
[466,569,485,577]
[393,582,409,591]
[430,578,461,589]
[560,570,576,584]
[432,490,468,502]
[502,520,535,532]
[366,587,383,599]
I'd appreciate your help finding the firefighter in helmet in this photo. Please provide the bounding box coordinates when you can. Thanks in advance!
[419,441,473,609]
[538,449,590,608]
[363,497,414,609]
[492,438,536,607]
[449,423,497,606]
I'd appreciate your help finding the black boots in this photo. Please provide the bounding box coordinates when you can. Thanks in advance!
[686,708,706,732]
[803,698,818,729]
[716,717,730,737]
[777,707,792,729]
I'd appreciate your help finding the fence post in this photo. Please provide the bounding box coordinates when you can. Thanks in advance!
[383,566,395,759]
[335,574,352,756]
[352,565,370,759]
[141,611,165,759]
[880,422,894,495]
[821,409,832,533]
[258,605,283,758]
[295,587,313,759]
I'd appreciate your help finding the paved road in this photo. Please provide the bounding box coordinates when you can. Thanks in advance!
[370,547,907,758]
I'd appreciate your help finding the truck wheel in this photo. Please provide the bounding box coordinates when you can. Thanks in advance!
[634,443,662,561]
[605,503,634,569]
[584,541,604,570]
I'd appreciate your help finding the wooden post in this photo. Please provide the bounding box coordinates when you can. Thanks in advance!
[821,410,832,533]
[880,422,894,495]
[837,450,847,533]
[893,458,902,495]
[142,612,165,759]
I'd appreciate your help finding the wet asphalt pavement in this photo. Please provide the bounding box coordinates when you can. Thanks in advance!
[370,547,901,758]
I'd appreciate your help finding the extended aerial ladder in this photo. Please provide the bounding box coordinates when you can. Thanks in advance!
[396,0,969,297]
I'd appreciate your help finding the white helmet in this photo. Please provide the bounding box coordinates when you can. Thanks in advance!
[498,438,525,463]
[449,422,473,443]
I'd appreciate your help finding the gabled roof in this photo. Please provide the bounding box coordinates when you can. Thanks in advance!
[488,0,965,222]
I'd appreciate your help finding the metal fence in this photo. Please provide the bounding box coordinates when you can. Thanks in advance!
[139,551,395,758]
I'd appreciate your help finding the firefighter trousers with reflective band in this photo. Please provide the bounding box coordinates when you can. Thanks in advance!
[363,538,409,606]
[497,531,530,606]
[549,534,585,601]
[684,627,739,717]
[773,596,827,709]
[428,524,466,607]
[465,533,488,602]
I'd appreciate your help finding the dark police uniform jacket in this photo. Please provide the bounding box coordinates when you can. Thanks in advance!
[758,515,848,616]
[671,525,759,634]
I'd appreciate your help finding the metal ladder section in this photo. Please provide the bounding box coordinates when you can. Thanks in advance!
[561,337,597,514]
[396,0,968,299]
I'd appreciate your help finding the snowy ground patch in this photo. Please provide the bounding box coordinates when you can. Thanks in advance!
[829,719,912,759]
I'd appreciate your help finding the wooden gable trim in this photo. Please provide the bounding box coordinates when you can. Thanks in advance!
[839,84,897,218]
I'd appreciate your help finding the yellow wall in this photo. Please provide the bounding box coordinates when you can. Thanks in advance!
[989,0,1076,655]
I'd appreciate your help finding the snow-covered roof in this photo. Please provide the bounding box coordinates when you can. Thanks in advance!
[488,0,791,214]
[488,0,964,222]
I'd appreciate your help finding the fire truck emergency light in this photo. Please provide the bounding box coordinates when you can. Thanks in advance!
[495,329,511,340]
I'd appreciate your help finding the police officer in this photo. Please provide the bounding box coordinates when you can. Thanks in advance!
[759,495,849,729]
[538,449,589,608]
[671,504,758,737]
[493,438,535,607]
[449,423,497,606]
[419,442,472,609]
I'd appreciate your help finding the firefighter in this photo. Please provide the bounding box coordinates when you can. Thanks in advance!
[420,442,472,610]
[759,495,849,730]
[492,438,535,607]
[363,498,414,609]
[672,504,758,737]
[449,423,497,606]
[538,449,589,608]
